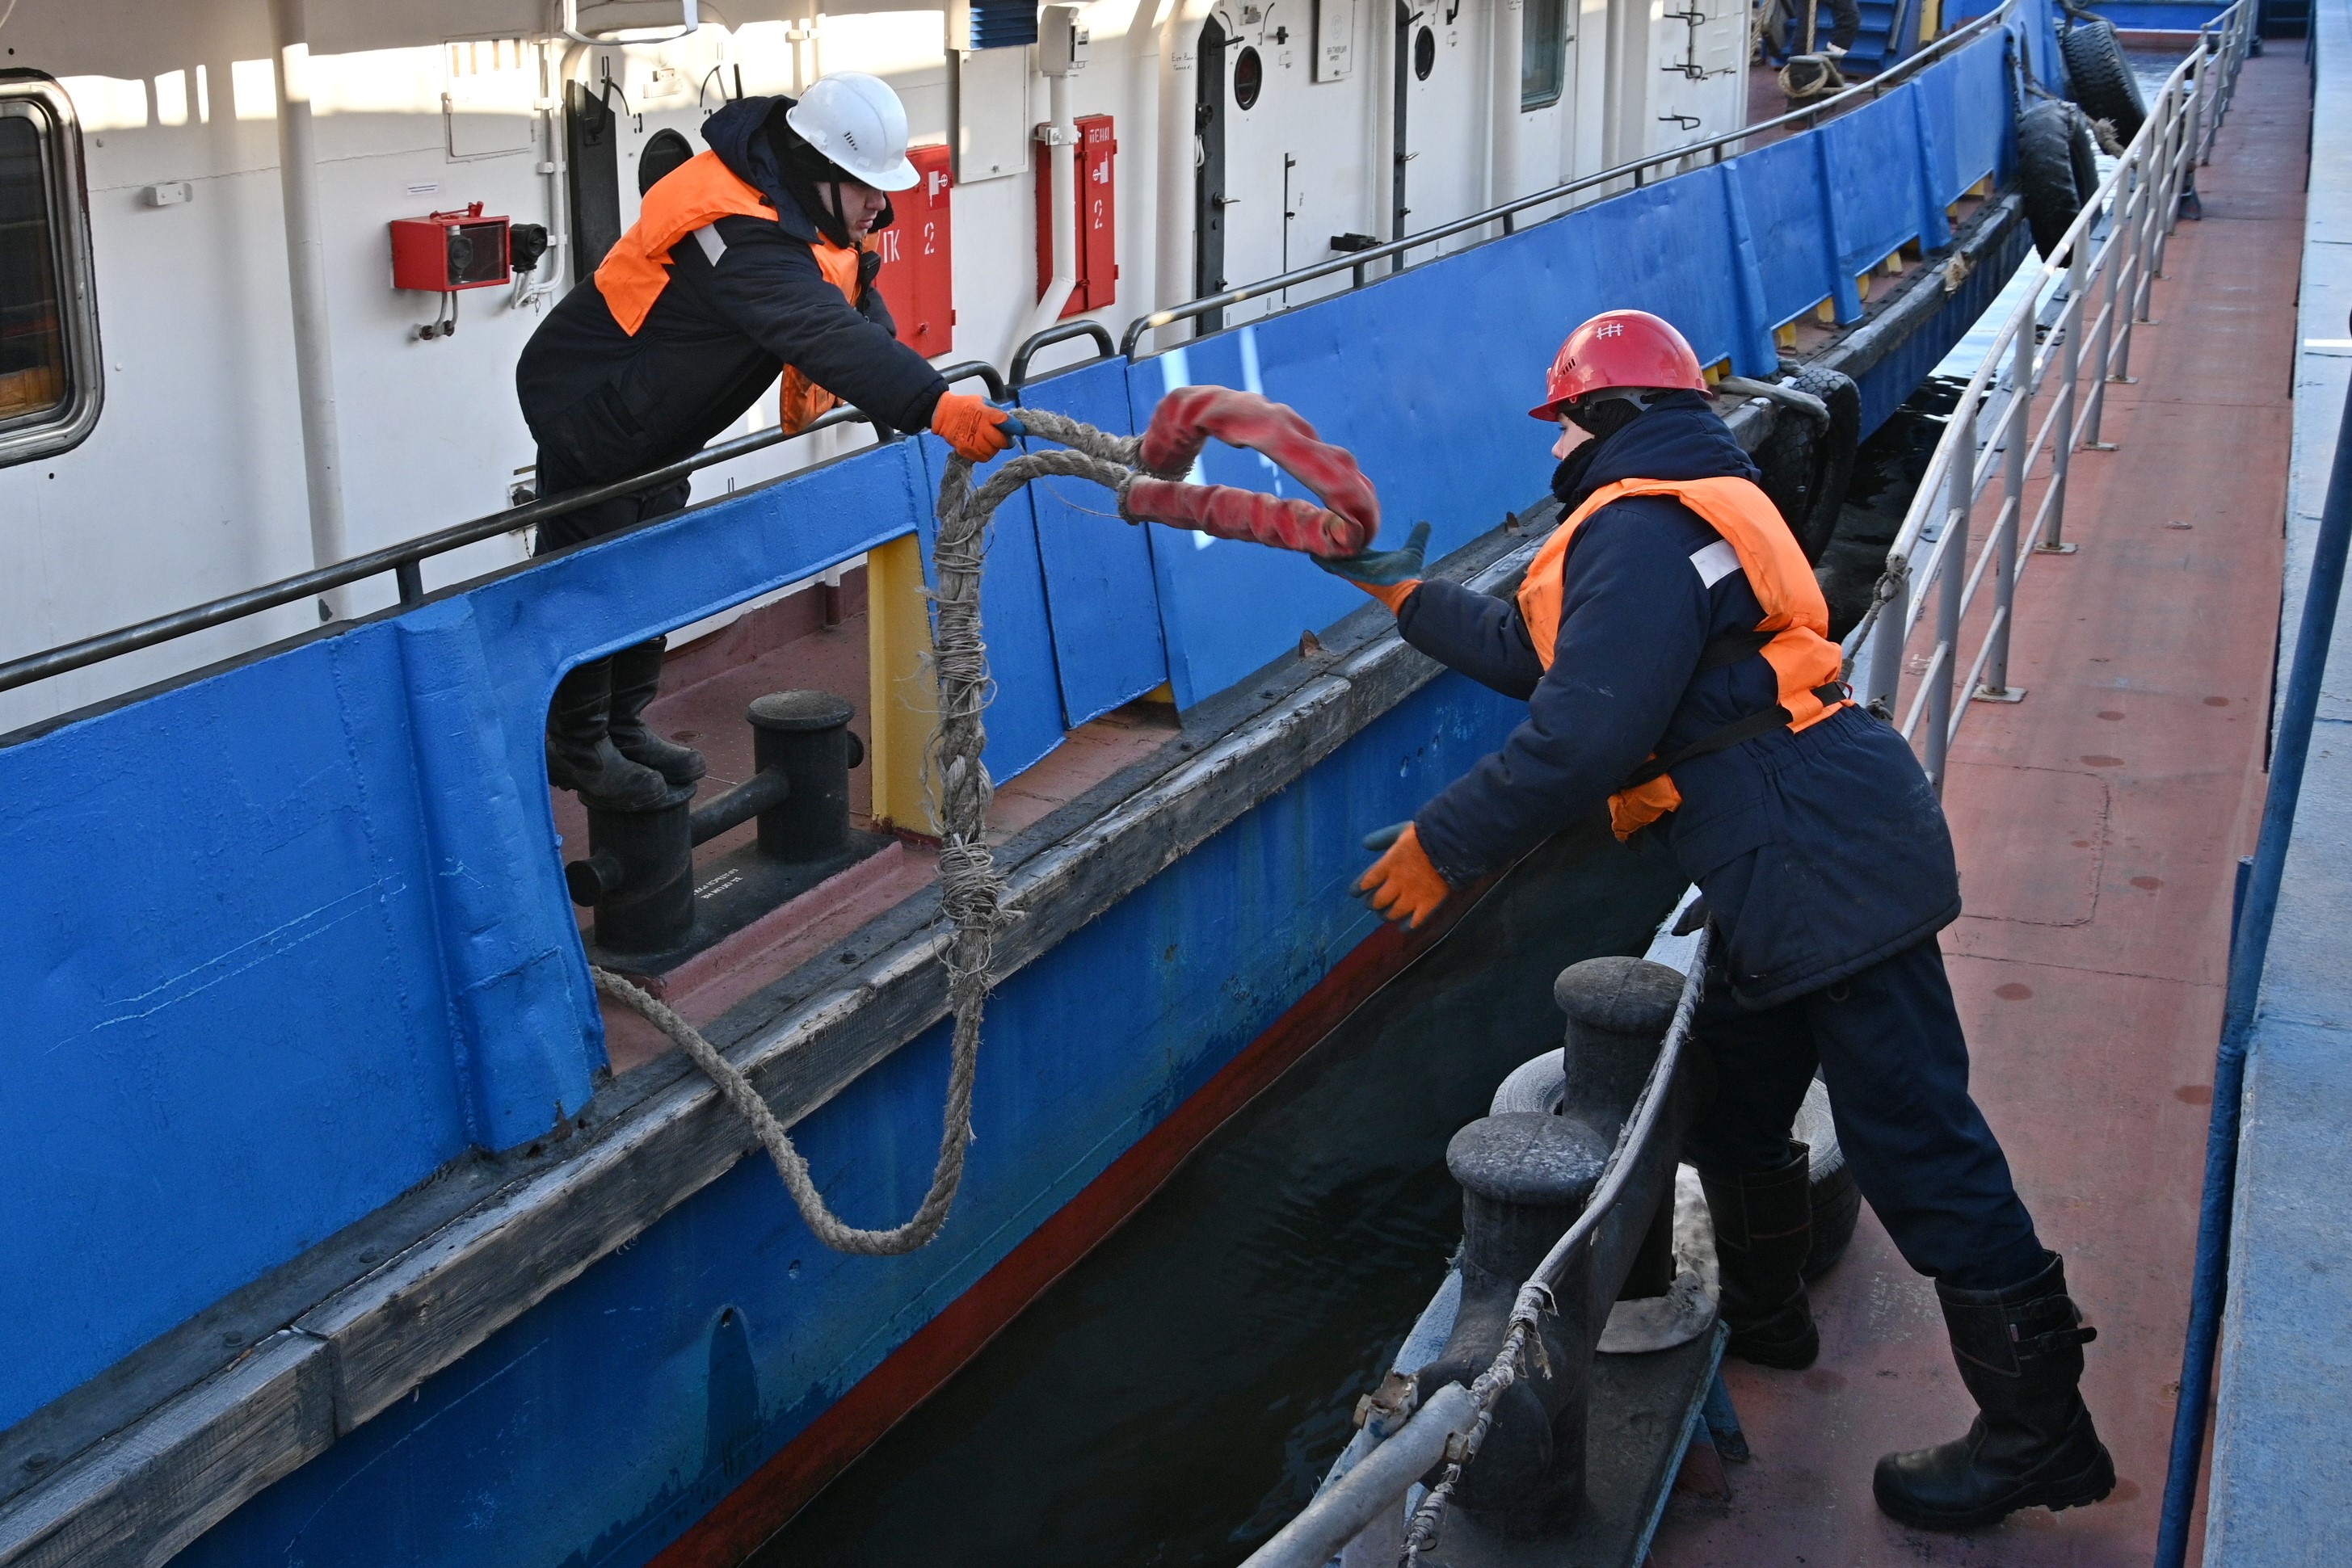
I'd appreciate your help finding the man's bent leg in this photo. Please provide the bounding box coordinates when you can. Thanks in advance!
[1808,937,2112,1530]
[1686,969,1825,1368]
[1803,937,2042,1289]
[532,452,696,808]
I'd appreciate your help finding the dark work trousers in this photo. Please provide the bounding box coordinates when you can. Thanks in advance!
[530,445,693,557]
[1682,935,2046,1293]
[532,442,692,687]
[1802,0,1861,49]
[531,445,693,748]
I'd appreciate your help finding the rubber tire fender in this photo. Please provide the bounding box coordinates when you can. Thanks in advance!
[1793,1076,1862,1280]
[1487,1056,1860,1279]
[1782,366,1862,565]
[2060,15,2147,144]
[2017,99,2099,259]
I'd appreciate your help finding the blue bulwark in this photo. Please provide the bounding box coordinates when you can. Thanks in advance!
[1016,356,1172,724]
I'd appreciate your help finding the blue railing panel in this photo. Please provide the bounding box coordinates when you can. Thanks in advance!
[907,433,1071,780]
[1014,356,1173,725]
[1126,173,1761,706]
[1821,87,1938,277]
[1734,134,1848,330]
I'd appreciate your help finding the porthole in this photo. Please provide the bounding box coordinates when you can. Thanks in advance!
[0,76,102,470]
[1234,45,1264,110]
[1413,26,1437,80]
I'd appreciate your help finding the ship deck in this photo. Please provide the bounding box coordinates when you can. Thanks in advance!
[1654,43,2308,1566]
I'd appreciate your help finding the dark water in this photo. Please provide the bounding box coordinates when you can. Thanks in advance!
[749,822,1685,1568]
[1816,376,1963,643]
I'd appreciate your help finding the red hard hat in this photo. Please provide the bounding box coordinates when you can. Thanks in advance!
[1528,309,1712,420]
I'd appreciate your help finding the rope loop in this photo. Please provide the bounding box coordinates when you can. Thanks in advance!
[592,412,1154,1256]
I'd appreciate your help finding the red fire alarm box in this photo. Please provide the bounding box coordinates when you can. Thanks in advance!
[871,145,956,355]
[1034,114,1116,317]
[389,203,512,292]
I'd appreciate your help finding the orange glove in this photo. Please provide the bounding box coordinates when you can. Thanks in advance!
[930,392,1017,462]
[1314,522,1429,616]
[1357,822,1452,929]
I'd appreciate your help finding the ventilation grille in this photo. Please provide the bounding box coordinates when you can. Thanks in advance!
[957,0,1040,50]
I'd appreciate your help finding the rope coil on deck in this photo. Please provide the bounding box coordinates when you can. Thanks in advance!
[595,399,1376,1255]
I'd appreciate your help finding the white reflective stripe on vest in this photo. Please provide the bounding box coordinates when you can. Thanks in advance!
[1689,538,1741,588]
[692,224,726,265]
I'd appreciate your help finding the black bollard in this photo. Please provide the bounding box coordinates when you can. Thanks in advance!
[565,789,696,959]
[566,690,869,969]
[1553,956,1688,1143]
[1556,956,1688,1305]
[1416,1111,1610,1537]
[745,691,861,861]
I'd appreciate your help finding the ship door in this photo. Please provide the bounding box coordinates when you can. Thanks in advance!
[1194,15,1229,331]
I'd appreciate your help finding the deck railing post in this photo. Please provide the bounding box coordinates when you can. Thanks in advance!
[2134,94,2172,317]
[1866,561,1909,720]
[2082,152,2132,443]
[1983,330,2031,696]
[2043,242,2088,552]
[1926,398,1975,792]
[2110,153,2146,384]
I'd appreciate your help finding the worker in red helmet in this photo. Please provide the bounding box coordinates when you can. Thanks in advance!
[1317,308,2113,1533]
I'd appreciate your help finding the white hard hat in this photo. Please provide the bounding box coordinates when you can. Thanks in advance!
[785,72,919,191]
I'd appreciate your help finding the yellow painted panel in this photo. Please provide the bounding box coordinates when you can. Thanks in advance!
[1774,322,1800,351]
[865,532,938,835]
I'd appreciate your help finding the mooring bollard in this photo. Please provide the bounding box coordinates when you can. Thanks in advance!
[1424,1110,1610,1537]
[1407,955,1689,1538]
[1555,957,1690,1306]
[566,689,865,965]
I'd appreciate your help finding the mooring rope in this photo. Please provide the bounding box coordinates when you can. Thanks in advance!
[592,410,1145,1256]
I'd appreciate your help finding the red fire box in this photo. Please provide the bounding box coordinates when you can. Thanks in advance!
[1033,114,1116,317]
[870,145,956,356]
[389,203,512,292]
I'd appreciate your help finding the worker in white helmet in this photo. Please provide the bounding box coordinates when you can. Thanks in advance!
[516,73,1016,809]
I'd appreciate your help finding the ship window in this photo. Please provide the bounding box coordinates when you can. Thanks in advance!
[1522,0,1567,107]
[0,78,101,469]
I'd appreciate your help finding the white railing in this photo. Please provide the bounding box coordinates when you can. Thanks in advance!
[1843,1,2256,790]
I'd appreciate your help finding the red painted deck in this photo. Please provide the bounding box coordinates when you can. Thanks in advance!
[555,575,1180,1073]
[1651,50,2306,1566]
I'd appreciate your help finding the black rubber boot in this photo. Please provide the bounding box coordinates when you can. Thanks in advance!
[546,656,675,810]
[605,637,706,786]
[1699,1143,1820,1369]
[1874,1251,2114,1531]
[1702,1142,1824,1373]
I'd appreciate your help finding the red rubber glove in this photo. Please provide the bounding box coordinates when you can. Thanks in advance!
[931,392,1016,461]
[1357,822,1451,930]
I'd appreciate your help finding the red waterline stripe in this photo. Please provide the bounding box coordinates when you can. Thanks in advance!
[650,882,1494,1568]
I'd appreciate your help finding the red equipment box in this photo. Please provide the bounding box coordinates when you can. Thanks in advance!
[1033,114,1116,318]
[870,145,956,355]
[389,203,513,292]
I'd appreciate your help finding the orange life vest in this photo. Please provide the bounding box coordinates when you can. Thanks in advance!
[1517,475,1851,839]
[593,150,866,435]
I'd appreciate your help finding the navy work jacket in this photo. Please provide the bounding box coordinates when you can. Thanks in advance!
[515,95,947,500]
[1399,395,1961,1007]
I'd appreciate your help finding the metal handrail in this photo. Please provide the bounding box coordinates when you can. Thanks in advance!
[1121,0,2022,359]
[1008,319,1117,388]
[1842,4,2253,789]
[0,361,1008,700]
